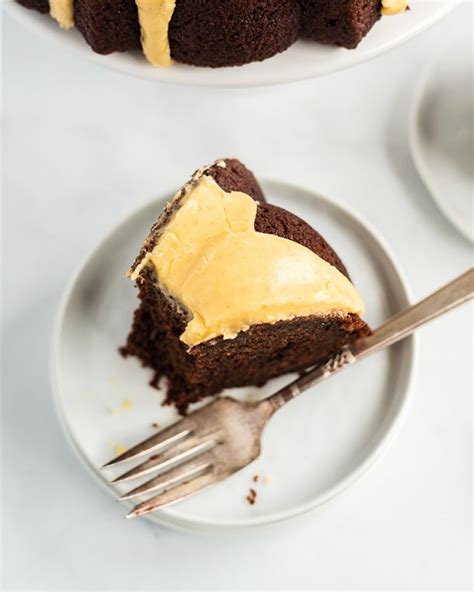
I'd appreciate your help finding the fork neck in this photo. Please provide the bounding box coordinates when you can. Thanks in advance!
[263,347,356,413]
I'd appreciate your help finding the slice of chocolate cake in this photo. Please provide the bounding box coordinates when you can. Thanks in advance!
[121,159,371,414]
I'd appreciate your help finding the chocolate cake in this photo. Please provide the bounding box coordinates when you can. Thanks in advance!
[300,1,381,49]
[17,0,409,68]
[121,158,371,414]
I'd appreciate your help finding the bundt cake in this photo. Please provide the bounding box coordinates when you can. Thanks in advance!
[16,0,409,68]
[120,158,371,414]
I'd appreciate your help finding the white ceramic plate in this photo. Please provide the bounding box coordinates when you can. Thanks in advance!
[409,18,473,243]
[5,0,459,87]
[51,180,415,533]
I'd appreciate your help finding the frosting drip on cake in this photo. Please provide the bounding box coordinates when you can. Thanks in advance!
[135,0,176,67]
[381,0,409,16]
[50,0,74,29]
[133,175,365,347]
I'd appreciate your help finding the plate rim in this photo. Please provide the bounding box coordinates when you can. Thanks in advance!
[4,0,461,88]
[50,179,416,533]
[408,37,474,244]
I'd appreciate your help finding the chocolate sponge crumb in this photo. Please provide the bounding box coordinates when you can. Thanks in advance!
[246,488,257,505]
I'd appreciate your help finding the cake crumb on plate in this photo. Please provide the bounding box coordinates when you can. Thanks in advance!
[107,399,134,415]
[246,488,257,505]
[107,441,128,456]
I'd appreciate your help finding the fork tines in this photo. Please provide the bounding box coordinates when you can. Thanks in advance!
[102,421,221,518]
[101,396,265,518]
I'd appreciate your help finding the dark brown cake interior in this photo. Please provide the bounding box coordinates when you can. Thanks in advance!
[121,159,371,414]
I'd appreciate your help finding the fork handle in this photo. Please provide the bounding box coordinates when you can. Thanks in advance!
[265,268,474,412]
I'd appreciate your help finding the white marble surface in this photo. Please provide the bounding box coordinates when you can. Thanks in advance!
[2,3,472,590]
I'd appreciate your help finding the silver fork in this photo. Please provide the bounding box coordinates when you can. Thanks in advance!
[102,269,473,518]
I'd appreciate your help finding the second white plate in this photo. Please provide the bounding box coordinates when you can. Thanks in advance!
[409,16,473,243]
[51,180,415,533]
